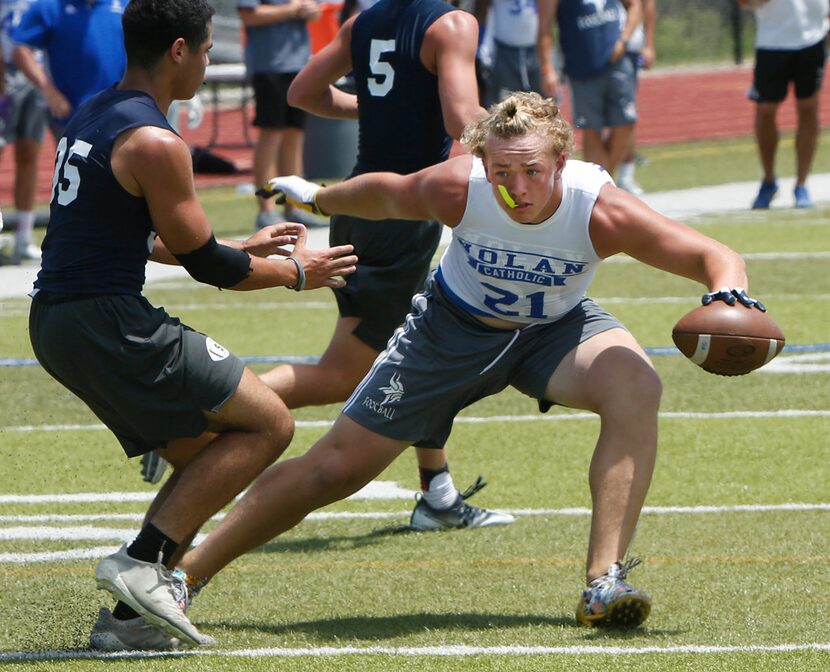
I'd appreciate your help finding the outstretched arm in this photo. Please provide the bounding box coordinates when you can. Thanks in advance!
[262,155,474,228]
[590,185,749,292]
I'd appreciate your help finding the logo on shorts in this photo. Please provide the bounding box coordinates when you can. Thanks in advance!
[205,337,230,362]
[379,372,404,404]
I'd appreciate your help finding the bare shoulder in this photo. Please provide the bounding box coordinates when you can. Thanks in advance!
[424,8,479,56]
[589,183,656,258]
[112,126,192,197]
[419,154,473,226]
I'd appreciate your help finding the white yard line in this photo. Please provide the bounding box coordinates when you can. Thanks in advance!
[1,502,828,564]
[1,642,829,663]
[3,408,829,435]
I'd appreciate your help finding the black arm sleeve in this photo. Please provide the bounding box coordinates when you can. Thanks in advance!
[173,234,252,289]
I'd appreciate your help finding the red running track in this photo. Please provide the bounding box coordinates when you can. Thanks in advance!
[2,64,829,206]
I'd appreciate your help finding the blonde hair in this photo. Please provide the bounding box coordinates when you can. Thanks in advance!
[461,91,573,159]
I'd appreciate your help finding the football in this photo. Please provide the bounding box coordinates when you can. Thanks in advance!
[672,302,785,376]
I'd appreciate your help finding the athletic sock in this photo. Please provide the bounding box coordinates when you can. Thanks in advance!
[14,211,35,247]
[618,162,635,184]
[419,465,458,510]
[112,602,141,621]
[126,523,179,566]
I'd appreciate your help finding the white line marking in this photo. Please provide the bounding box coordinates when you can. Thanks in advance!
[3,409,829,434]
[0,545,120,564]
[761,352,830,374]
[1,642,829,662]
[1,503,827,564]
[605,251,830,264]
[1,502,828,521]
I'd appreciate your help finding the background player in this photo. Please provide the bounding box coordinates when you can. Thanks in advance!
[258,0,514,530]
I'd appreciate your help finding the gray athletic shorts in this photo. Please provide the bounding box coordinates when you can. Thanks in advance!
[29,292,245,457]
[486,42,542,106]
[569,57,638,130]
[343,279,624,448]
[2,70,48,145]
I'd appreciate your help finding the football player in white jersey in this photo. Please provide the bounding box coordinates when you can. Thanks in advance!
[126,92,765,637]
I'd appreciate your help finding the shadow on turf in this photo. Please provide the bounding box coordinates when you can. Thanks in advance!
[200,612,678,640]
[202,611,573,639]
[252,524,415,555]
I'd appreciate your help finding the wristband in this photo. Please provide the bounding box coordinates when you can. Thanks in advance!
[312,191,328,217]
[285,256,306,291]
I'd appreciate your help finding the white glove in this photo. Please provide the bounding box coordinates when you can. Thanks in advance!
[256,176,325,215]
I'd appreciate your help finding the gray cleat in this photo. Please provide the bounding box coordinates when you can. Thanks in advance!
[95,546,207,647]
[409,477,516,531]
[89,607,186,651]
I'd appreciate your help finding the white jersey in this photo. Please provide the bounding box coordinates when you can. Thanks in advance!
[436,158,612,324]
[490,0,538,48]
[754,0,829,50]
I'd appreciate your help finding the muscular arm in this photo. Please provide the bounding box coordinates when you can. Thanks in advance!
[422,10,485,139]
[287,17,359,119]
[589,185,749,291]
[316,154,473,226]
[113,127,303,290]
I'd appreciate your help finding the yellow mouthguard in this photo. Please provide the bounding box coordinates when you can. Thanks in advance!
[498,184,517,208]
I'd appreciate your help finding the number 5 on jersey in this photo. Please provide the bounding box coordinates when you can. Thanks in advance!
[52,137,92,206]
[368,39,395,97]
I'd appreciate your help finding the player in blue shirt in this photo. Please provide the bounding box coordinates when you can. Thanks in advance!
[258,0,515,531]
[11,0,128,136]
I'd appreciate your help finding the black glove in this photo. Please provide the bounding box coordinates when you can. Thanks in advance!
[701,287,766,312]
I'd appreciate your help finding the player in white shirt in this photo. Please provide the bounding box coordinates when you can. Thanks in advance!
[739,0,829,209]
[113,92,765,637]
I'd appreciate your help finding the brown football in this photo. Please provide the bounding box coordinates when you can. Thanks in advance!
[672,302,785,376]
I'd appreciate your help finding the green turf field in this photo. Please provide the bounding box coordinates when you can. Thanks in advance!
[1,141,828,670]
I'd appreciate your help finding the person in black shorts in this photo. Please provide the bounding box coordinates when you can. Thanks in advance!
[238,0,326,230]
[29,0,356,651]
[740,0,829,209]
[257,0,515,531]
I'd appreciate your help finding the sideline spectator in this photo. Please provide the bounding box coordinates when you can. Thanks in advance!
[239,0,326,230]
[0,0,50,263]
[616,0,655,195]
[11,0,127,139]
[739,0,829,209]
[536,0,641,180]
[475,0,543,106]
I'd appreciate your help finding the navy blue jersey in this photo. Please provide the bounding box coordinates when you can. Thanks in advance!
[35,88,176,295]
[350,0,454,176]
[556,0,621,80]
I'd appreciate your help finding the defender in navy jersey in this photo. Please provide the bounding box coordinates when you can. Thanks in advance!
[29,0,356,651]
[258,0,515,531]
[170,92,769,634]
